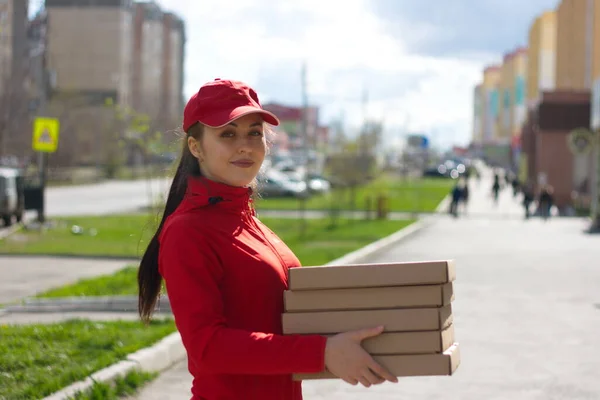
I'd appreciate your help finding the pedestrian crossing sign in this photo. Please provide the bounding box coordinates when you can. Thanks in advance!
[32,117,60,153]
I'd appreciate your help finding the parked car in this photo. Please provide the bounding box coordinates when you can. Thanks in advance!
[0,167,25,226]
[256,170,309,198]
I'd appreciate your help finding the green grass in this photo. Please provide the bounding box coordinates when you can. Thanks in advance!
[255,176,453,213]
[0,214,159,258]
[37,266,140,298]
[67,369,158,400]
[0,214,414,262]
[0,319,176,400]
[32,217,415,298]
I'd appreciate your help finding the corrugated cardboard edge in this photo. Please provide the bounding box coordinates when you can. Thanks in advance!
[293,342,461,380]
[41,332,186,400]
[440,304,453,330]
[446,260,457,282]
[440,324,456,354]
[442,282,455,305]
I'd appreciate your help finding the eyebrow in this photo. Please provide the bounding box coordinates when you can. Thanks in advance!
[228,122,263,128]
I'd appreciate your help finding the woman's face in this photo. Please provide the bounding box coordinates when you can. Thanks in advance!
[188,113,267,187]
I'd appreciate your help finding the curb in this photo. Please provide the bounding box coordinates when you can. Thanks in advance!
[5,296,172,314]
[0,253,139,262]
[42,331,186,400]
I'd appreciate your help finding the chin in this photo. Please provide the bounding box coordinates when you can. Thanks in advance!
[227,176,256,188]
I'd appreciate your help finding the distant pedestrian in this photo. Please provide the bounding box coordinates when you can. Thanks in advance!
[511,176,520,197]
[450,181,465,217]
[522,183,534,219]
[492,174,501,205]
[136,78,397,400]
[460,179,469,214]
[538,184,554,220]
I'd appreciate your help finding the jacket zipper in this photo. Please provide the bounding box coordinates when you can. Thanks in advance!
[243,209,296,399]
[244,210,288,278]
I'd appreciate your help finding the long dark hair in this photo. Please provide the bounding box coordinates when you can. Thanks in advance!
[138,124,203,324]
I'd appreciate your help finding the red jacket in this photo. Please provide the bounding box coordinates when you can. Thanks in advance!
[158,176,327,400]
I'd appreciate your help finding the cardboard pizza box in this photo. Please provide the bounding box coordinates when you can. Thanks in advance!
[288,260,455,291]
[284,282,454,312]
[282,305,453,335]
[293,342,461,380]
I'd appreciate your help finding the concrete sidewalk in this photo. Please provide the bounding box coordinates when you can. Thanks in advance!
[131,167,600,399]
[0,255,133,305]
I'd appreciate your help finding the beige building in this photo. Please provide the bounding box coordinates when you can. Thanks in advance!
[162,12,185,129]
[555,0,599,91]
[527,10,557,108]
[44,0,185,166]
[498,52,515,141]
[0,0,28,157]
[472,84,483,144]
[482,65,501,144]
[132,2,185,129]
[46,0,134,107]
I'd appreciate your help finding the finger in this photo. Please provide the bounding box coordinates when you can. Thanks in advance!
[362,368,385,385]
[367,358,398,383]
[343,377,359,386]
[352,325,384,341]
[357,376,371,388]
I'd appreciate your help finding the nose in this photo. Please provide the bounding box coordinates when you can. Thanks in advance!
[237,136,254,153]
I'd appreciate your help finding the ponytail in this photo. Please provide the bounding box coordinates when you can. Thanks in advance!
[138,124,203,324]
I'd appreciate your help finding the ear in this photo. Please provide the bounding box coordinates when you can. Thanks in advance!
[187,136,204,161]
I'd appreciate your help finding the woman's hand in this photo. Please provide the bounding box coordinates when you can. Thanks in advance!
[324,325,398,387]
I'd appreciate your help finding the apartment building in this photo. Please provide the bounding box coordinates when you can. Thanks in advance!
[555,0,599,91]
[0,0,28,157]
[481,65,501,144]
[527,10,557,108]
[43,0,185,166]
[472,84,483,144]
[46,0,134,107]
[498,52,515,142]
[132,2,185,129]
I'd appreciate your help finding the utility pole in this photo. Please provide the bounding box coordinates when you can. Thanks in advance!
[300,61,308,237]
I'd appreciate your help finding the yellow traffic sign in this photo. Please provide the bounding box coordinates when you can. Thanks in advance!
[32,117,60,153]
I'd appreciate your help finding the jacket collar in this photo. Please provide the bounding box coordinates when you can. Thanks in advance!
[179,175,255,215]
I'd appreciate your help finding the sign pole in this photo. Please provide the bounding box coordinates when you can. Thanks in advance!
[32,116,60,225]
[37,151,47,224]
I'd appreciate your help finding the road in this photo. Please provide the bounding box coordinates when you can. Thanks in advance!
[132,173,600,400]
[0,178,170,236]
[44,178,172,217]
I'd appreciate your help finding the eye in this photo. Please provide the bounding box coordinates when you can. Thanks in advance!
[220,130,235,138]
[249,130,263,137]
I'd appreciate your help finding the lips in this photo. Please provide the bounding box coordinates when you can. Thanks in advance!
[231,160,255,168]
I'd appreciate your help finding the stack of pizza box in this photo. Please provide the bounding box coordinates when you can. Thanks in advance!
[282,260,460,380]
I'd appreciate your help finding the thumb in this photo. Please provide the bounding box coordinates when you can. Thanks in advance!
[351,325,384,341]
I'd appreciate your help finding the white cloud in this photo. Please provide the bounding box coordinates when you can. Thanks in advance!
[156,0,493,149]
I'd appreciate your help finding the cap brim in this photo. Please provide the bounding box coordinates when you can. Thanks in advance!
[201,106,280,128]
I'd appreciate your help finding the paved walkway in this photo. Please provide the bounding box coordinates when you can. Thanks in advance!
[132,167,600,399]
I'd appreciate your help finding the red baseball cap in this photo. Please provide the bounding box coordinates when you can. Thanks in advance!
[183,78,280,132]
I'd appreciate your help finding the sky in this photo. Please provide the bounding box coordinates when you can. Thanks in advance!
[34,0,560,150]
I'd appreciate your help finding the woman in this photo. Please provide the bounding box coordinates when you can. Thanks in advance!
[137,78,397,400]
